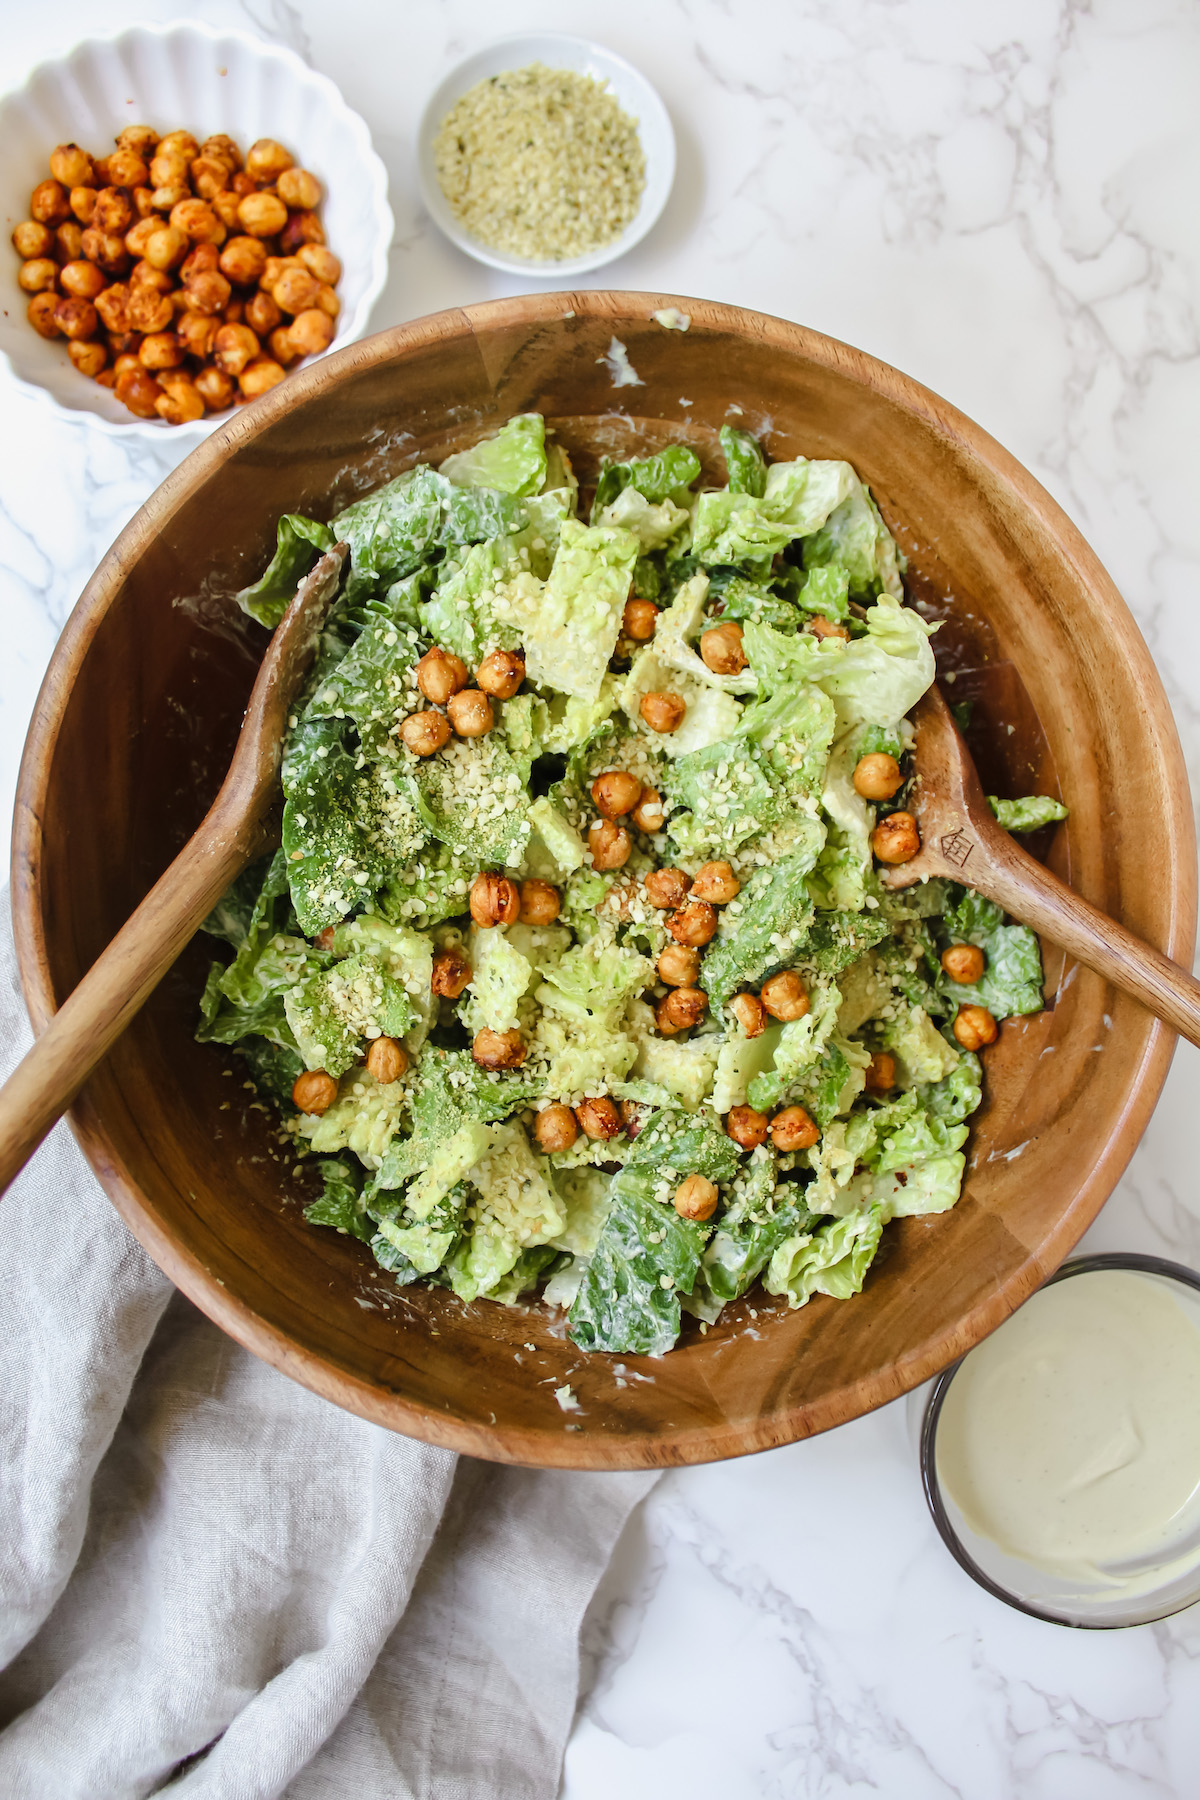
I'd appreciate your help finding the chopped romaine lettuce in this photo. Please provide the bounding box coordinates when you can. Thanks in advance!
[235,514,335,629]
[988,794,1069,831]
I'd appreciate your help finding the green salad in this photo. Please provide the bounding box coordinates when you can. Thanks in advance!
[198,414,1067,1356]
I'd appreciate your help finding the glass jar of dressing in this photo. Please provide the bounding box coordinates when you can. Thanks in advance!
[921,1254,1200,1627]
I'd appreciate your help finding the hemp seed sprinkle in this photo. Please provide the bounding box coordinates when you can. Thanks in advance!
[433,63,646,261]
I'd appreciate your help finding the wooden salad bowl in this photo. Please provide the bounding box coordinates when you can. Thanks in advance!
[13,294,1195,1469]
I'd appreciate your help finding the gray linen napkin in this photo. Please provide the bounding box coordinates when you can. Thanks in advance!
[0,907,657,1797]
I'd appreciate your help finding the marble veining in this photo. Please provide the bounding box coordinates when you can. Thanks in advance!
[3,2,1199,1794]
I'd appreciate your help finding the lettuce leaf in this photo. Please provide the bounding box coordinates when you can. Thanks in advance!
[988,794,1069,831]
[719,425,767,498]
[567,1175,708,1355]
[518,518,638,701]
[438,413,546,497]
[590,445,702,518]
[701,846,822,1011]
[938,890,1045,1019]
[304,1156,373,1242]
[235,513,335,629]
[765,1203,886,1307]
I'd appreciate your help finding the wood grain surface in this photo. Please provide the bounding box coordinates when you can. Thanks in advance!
[10,293,1196,1469]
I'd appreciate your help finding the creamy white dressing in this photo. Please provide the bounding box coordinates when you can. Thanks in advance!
[936,1270,1200,1591]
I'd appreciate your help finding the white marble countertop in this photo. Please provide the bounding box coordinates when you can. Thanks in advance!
[4,2,1200,1793]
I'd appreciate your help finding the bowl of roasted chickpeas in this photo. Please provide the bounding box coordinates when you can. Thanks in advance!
[1,21,392,438]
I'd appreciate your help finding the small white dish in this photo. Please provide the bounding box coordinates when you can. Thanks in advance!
[0,22,393,443]
[417,33,675,278]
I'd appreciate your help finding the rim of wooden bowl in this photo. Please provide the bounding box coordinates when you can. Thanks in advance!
[11,292,1196,1468]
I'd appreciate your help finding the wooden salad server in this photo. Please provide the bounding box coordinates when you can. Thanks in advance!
[0,543,347,1197]
[884,683,1200,1047]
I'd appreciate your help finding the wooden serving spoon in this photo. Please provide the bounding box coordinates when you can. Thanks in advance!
[0,543,348,1196]
[883,683,1200,1046]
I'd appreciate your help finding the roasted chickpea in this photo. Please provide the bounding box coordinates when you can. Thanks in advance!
[50,143,96,188]
[519,880,560,925]
[314,283,341,320]
[106,148,149,191]
[68,338,107,378]
[631,788,665,834]
[26,293,62,338]
[18,259,58,294]
[727,1104,770,1151]
[431,947,472,998]
[276,166,322,211]
[112,353,144,381]
[292,1069,337,1114]
[700,621,747,675]
[865,1052,896,1092]
[91,187,133,235]
[261,255,298,290]
[470,872,521,928]
[941,943,986,984]
[588,819,632,871]
[297,243,341,285]
[50,222,82,267]
[115,366,164,419]
[143,223,187,271]
[53,297,98,340]
[622,597,659,640]
[591,770,643,819]
[365,1036,408,1084]
[853,752,904,801]
[761,970,810,1022]
[150,185,190,214]
[472,1028,526,1070]
[809,615,851,642]
[194,365,236,412]
[70,186,98,223]
[280,210,325,253]
[639,690,687,734]
[954,1004,999,1051]
[230,171,258,198]
[12,220,52,258]
[576,1096,621,1140]
[91,156,113,188]
[155,375,205,425]
[223,296,246,325]
[269,326,299,366]
[657,943,701,987]
[189,155,234,200]
[149,150,190,192]
[447,689,494,738]
[199,133,241,171]
[117,125,160,159]
[270,265,321,315]
[80,226,128,273]
[130,260,174,294]
[123,216,159,259]
[238,191,289,238]
[31,179,70,226]
[132,186,156,219]
[126,285,174,334]
[415,645,468,705]
[770,1106,820,1151]
[666,900,719,948]
[210,189,242,231]
[729,992,767,1038]
[534,1104,578,1153]
[244,290,281,336]
[139,330,184,370]
[213,322,261,376]
[183,269,232,316]
[287,307,335,356]
[655,987,709,1034]
[94,283,132,333]
[157,130,200,161]
[399,709,451,758]
[476,648,525,699]
[691,861,740,905]
[619,1099,647,1139]
[176,311,219,359]
[644,868,692,909]
[245,137,294,182]
[216,235,266,288]
[871,811,921,865]
[674,1175,719,1221]
[180,244,221,284]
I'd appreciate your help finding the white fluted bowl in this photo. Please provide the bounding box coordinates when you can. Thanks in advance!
[0,23,392,443]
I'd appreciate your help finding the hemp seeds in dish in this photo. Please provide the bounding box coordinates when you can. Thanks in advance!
[433,63,645,261]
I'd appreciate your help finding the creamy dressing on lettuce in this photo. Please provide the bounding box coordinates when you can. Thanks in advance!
[198,415,1066,1356]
